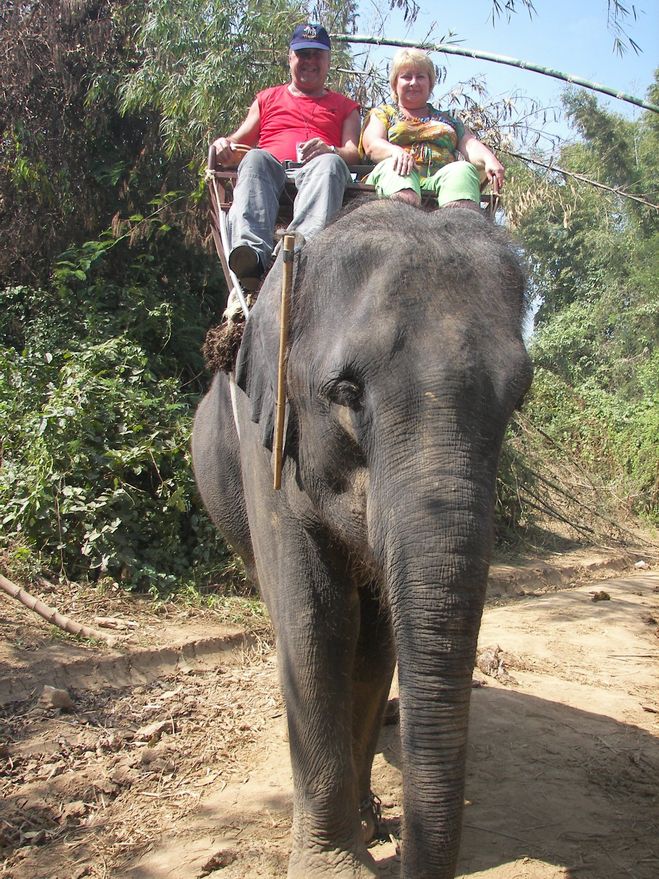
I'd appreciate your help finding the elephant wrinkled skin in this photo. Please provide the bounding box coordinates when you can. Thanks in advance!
[192,201,533,879]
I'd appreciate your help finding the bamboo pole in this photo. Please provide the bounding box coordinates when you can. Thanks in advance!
[0,574,115,646]
[273,234,296,490]
[330,33,659,114]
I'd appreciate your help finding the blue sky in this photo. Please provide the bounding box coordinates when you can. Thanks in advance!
[353,0,658,147]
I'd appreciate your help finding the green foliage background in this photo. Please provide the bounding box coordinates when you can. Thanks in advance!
[505,80,658,528]
[1,1,656,595]
[0,219,231,593]
[0,0,360,594]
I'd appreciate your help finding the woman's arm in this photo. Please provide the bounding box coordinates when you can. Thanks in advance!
[457,127,504,192]
[361,113,416,176]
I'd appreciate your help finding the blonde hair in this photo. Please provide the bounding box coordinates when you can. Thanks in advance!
[389,48,436,102]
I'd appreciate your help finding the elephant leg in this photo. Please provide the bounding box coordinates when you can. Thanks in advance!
[269,546,378,879]
[352,585,396,844]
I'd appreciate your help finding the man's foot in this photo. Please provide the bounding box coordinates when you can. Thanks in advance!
[228,244,263,290]
[274,229,306,257]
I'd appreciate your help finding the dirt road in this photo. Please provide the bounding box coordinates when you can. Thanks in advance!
[1,563,657,879]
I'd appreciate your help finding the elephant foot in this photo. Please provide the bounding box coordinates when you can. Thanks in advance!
[288,844,378,878]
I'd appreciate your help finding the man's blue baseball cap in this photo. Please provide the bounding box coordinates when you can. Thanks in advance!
[290,23,331,51]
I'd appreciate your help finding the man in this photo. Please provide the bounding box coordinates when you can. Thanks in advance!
[212,23,361,289]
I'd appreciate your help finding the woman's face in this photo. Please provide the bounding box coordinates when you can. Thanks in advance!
[395,66,432,110]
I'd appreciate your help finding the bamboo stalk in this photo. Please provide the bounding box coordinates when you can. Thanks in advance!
[330,33,659,114]
[273,234,296,490]
[0,574,115,645]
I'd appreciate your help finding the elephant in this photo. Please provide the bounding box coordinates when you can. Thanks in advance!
[192,199,533,879]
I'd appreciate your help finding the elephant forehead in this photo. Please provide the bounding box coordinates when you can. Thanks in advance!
[304,202,527,321]
[295,303,500,381]
[299,259,521,348]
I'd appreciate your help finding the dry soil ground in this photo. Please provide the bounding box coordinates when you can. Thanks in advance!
[1,547,658,879]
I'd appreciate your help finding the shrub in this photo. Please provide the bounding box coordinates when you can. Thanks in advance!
[0,335,230,594]
[523,367,658,523]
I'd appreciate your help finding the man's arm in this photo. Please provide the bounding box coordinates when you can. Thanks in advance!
[337,108,361,165]
[211,99,261,165]
[298,107,361,165]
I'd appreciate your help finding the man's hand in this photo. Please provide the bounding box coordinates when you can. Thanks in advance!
[297,138,335,162]
[212,137,236,166]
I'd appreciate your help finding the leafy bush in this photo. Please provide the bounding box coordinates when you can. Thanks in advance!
[523,367,658,523]
[0,329,233,594]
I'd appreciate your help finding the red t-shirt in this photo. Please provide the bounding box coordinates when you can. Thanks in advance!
[257,84,360,162]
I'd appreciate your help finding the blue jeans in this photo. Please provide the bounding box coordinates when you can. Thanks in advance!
[228,149,352,267]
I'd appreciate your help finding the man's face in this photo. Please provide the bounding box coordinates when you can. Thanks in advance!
[289,48,330,93]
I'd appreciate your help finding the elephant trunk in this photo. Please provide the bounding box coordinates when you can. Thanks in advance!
[377,476,494,878]
[395,588,483,878]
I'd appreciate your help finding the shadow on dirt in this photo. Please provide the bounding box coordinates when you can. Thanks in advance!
[373,686,658,878]
[3,685,656,878]
[2,569,656,879]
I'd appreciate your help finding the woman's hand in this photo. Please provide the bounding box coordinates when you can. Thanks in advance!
[458,128,505,193]
[390,146,416,177]
[483,155,505,193]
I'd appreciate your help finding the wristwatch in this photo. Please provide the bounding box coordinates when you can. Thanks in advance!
[329,145,337,154]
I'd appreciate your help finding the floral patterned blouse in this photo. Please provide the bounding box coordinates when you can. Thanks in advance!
[362,102,465,179]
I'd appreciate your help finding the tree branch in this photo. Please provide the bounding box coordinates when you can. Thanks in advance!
[504,149,659,210]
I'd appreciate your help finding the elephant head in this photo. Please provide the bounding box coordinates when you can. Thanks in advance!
[195,199,532,878]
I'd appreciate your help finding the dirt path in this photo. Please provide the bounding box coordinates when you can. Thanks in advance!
[1,559,657,879]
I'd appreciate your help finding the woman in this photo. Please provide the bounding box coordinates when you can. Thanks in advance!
[361,48,504,209]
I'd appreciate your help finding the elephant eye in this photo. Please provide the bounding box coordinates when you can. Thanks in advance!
[326,379,363,410]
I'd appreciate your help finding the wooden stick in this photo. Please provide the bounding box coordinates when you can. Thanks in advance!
[273,234,296,490]
[0,574,115,646]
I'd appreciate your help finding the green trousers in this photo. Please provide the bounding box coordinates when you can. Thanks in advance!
[365,158,481,205]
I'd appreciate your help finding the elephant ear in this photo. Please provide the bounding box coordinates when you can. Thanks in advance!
[234,266,291,455]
